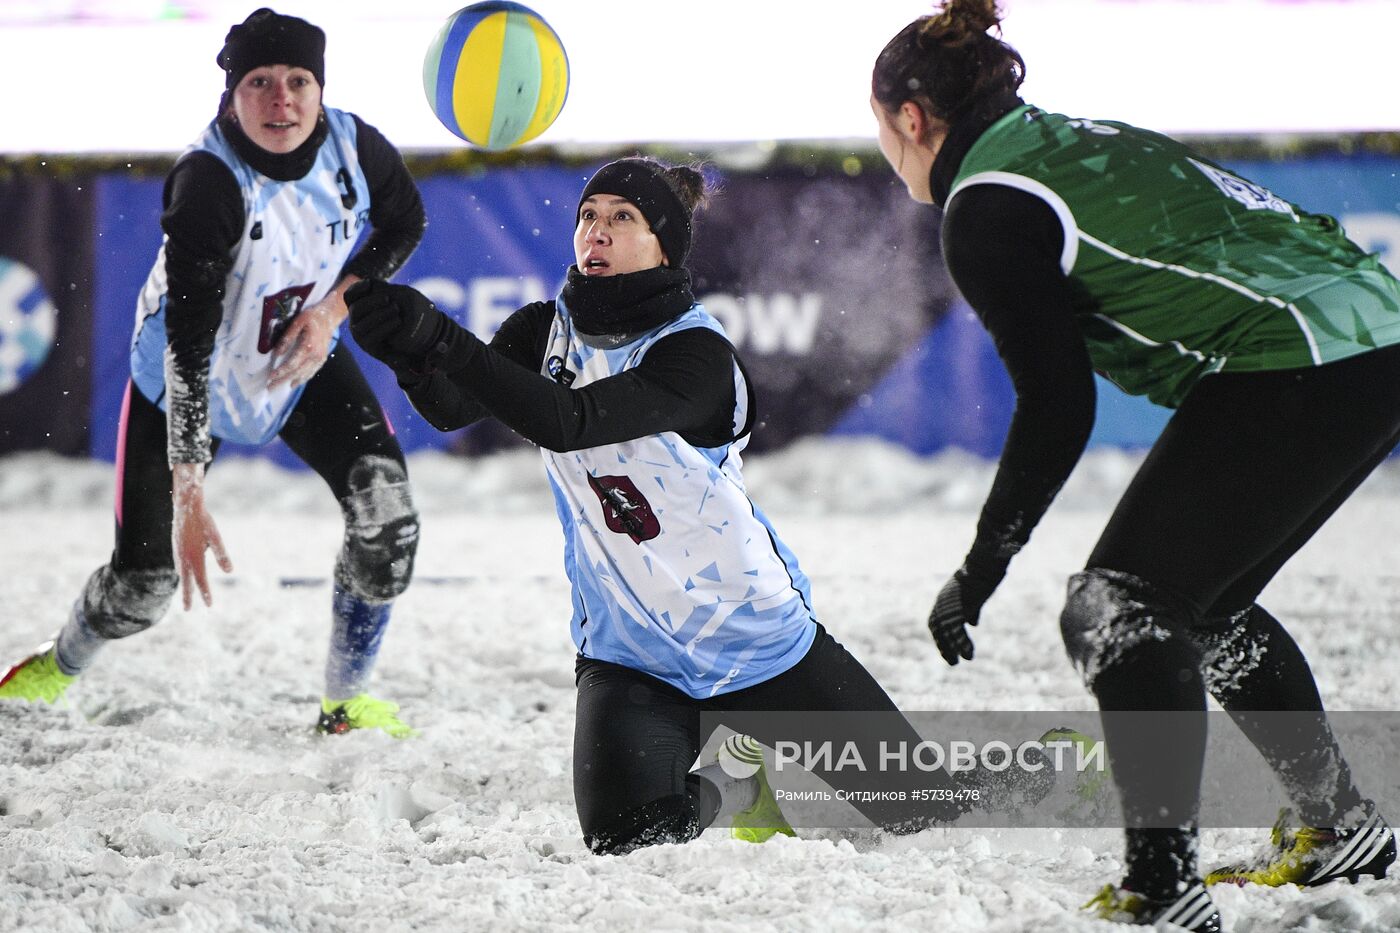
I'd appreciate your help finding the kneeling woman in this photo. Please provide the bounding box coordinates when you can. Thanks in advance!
[347,158,969,852]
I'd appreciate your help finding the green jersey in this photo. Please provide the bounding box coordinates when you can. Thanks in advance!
[950,105,1400,407]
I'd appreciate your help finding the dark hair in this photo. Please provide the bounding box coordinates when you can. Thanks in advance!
[872,0,1025,125]
[660,164,709,213]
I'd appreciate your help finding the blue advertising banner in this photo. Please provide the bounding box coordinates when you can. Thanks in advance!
[75,153,1400,467]
[86,164,947,465]
[91,174,161,462]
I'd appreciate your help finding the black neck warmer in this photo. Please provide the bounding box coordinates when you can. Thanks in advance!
[221,111,329,182]
[928,90,1026,208]
[561,265,695,345]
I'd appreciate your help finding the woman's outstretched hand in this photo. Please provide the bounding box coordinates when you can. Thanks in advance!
[346,279,447,368]
[171,462,234,610]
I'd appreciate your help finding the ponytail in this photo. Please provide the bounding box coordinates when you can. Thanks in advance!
[872,0,1025,123]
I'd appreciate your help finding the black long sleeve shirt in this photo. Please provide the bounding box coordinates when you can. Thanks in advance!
[405,302,746,452]
[931,100,1098,575]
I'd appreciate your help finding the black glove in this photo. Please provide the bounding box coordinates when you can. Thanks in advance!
[347,279,449,372]
[927,564,1002,666]
[348,279,481,382]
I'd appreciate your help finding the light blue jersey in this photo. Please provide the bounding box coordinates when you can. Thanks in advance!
[130,107,370,445]
[540,300,818,698]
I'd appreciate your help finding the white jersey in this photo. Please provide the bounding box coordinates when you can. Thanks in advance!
[541,299,818,698]
[129,107,370,445]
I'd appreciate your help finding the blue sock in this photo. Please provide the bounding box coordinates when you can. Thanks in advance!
[324,586,393,700]
[53,604,106,676]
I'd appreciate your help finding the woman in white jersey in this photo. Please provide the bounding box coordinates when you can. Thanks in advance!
[346,157,997,852]
[0,8,425,738]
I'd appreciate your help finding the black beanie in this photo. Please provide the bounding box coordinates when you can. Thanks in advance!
[217,8,326,91]
[578,159,693,268]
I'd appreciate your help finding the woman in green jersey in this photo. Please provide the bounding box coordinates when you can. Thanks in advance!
[871,1,1396,929]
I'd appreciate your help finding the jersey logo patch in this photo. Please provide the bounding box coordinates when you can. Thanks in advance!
[1189,158,1298,220]
[546,355,576,386]
[587,474,660,543]
[250,221,263,240]
[258,282,315,353]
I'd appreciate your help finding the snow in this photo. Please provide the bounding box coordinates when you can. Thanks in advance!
[2,439,1398,932]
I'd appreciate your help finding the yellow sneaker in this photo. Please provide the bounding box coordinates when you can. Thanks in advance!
[1083,881,1220,931]
[316,693,418,739]
[0,643,75,704]
[1206,806,1395,887]
[1039,726,1110,803]
[719,734,795,844]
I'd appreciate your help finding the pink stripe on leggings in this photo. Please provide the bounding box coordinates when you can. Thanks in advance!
[113,381,133,527]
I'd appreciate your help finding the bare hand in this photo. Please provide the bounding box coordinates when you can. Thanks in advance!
[171,462,234,609]
[268,277,356,390]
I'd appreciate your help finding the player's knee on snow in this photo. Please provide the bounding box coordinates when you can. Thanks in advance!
[582,794,702,855]
[79,564,179,639]
[334,455,419,602]
[1059,568,1200,691]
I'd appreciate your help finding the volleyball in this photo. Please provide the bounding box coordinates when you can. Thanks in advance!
[422,2,569,150]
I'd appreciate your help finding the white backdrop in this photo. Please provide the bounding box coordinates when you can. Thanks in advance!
[0,0,1395,153]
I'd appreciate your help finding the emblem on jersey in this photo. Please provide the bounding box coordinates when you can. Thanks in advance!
[250,221,263,241]
[546,355,576,386]
[258,282,315,353]
[1189,158,1298,220]
[587,474,660,543]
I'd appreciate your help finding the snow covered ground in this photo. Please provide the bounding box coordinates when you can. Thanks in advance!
[2,439,1398,932]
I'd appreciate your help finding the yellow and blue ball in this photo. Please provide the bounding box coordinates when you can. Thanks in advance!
[423,1,569,150]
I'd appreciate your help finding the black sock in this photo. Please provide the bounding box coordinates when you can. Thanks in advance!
[1094,635,1207,831]
[1194,605,1363,826]
[1124,827,1200,900]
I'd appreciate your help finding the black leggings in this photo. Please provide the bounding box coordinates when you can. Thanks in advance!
[1090,343,1400,614]
[1076,344,1400,884]
[573,624,963,854]
[112,347,406,572]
